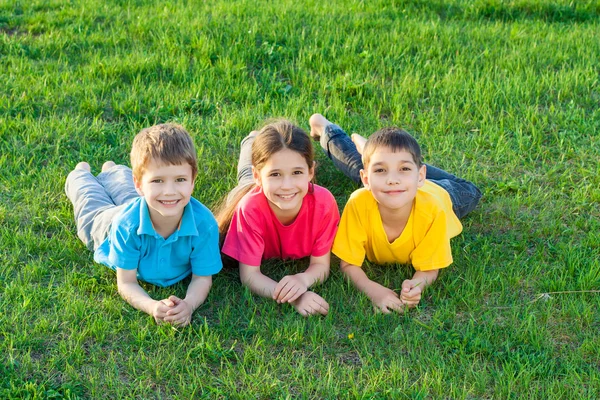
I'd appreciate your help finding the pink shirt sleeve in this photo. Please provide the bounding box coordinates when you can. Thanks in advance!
[310,188,340,257]
[221,200,265,266]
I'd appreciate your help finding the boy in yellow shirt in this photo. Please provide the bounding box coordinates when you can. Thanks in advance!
[309,114,481,313]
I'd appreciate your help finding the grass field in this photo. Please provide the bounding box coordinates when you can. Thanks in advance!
[1,0,600,398]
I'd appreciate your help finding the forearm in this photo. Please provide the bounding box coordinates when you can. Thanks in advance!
[340,261,382,298]
[411,269,439,289]
[183,275,213,310]
[298,256,330,288]
[117,281,158,316]
[239,263,278,298]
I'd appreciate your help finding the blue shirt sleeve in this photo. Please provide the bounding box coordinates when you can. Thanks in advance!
[107,222,141,270]
[190,217,223,276]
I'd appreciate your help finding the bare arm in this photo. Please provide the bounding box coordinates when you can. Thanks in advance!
[340,260,404,313]
[239,262,278,298]
[116,268,172,322]
[272,252,331,303]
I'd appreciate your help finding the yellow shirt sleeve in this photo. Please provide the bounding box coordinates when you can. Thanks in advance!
[332,192,368,267]
[410,208,453,271]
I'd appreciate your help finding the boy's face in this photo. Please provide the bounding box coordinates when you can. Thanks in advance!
[134,158,195,226]
[252,148,315,223]
[360,147,426,214]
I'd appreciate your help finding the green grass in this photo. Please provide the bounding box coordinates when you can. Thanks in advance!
[1,0,599,398]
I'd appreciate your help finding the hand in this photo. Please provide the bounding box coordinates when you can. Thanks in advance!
[367,283,405,314]
[152,298,175,324]
[163,295,194,327]
[290,291,329,317]
[400,279,424,308]
[273,274,308,304]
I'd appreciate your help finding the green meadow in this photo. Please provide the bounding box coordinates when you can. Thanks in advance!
[1,0,599,398]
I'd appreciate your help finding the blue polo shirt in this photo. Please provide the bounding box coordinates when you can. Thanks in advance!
[94,196,222,287]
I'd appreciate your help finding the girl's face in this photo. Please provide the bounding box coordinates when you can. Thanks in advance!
[253,148,314,225]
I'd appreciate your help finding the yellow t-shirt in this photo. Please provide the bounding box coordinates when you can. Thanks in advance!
[332,181,463,271]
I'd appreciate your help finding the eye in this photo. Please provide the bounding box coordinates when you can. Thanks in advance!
[293,170,304,175]
[176,178,187,182]
[151,179,163,183]
[374,168,385,173]
[269,172,281,177]
[401,167,412,172]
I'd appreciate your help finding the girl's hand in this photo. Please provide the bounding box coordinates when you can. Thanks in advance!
[163,295,194,327]
[152,298,175,324]
[273,274,308,303]
[290,291,329,317]
[400,279,423,308]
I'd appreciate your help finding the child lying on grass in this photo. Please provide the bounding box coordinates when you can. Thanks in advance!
[65,123,222,326]
[309,114,481,313]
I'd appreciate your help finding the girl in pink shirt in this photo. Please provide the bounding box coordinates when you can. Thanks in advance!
[217,120,340,316]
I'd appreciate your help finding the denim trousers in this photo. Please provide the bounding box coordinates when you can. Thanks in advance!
[317,124,482,219]
[65,165,140,250]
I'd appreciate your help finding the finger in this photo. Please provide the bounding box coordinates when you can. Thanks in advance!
[401,280,413,292]
[281,286,301,303]
[168,295,182,305]
[161,299,175,308]
[276,283,295,303]
[166,302,187,316]
[378,304,392,314]
[313,300,329,315]
[273,278,289,300]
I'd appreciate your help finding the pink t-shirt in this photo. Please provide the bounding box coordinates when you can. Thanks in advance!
[222,184,340,266]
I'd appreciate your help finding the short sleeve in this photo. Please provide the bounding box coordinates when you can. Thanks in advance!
[190,218,223,276]
[311,193,340,257]
[332,198,368,266]
[410,209,453,271]
[107,223,141,270]
[221,205,265,266]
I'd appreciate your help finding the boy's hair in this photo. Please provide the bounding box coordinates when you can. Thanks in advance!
[130,123,198,181]
[362,127,423,168]
[215,119,314,237]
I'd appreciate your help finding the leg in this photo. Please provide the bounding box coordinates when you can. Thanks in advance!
[309,114,363,184]
[97,163,139,206]
[65,164,118,250]
[227,131,258,203]
[425,164,482,219]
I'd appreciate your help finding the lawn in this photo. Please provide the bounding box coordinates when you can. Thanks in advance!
[1,0,599,398]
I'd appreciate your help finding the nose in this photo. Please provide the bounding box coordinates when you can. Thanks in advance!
[386,173,400,185]
[281,175,293,189]
[164,181,176,195]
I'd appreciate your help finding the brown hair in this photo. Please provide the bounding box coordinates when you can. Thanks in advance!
[130,123,198,181]
[362,127,423,169]
[215,120,314,237]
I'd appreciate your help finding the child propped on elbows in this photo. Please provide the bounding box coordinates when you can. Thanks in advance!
[65,124,222,326]
[309,114,481,313]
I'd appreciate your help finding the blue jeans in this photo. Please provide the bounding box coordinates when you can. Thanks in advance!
[317,124,482,219]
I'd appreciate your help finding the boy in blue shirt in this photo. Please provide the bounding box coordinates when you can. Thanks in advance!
[65,123,222,326]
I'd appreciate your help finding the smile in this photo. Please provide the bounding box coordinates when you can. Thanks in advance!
[158,200,180,205]
[277,193,297,200]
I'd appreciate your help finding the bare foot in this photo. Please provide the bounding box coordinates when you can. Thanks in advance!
[308,113,333,140]
[351,133,368,155]
[75,162,91,172]
[102,161,116,172]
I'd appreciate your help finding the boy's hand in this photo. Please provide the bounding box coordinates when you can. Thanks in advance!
[163,295,194,327]
[152,298,175,324]
[369,285,405,314]
[273,274,308,304]
[400,279,424,308]
[290,291,329,317]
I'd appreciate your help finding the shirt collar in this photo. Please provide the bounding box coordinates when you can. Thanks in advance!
[137,198,198,237]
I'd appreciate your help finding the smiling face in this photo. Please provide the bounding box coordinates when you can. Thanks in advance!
[253,148,315,224]
[360,147,426,214]
[134,158,195,227]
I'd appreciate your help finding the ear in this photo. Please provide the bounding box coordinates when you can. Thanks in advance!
[417,164,426,187]
[133,175,144,196]
[252,166,262,187]
[359,169,370,190]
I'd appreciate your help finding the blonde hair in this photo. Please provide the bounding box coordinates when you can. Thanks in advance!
[130,123,198,181]
[215,120,314,237]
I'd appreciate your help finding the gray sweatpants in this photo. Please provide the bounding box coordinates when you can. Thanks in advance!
[65,165,140,251]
